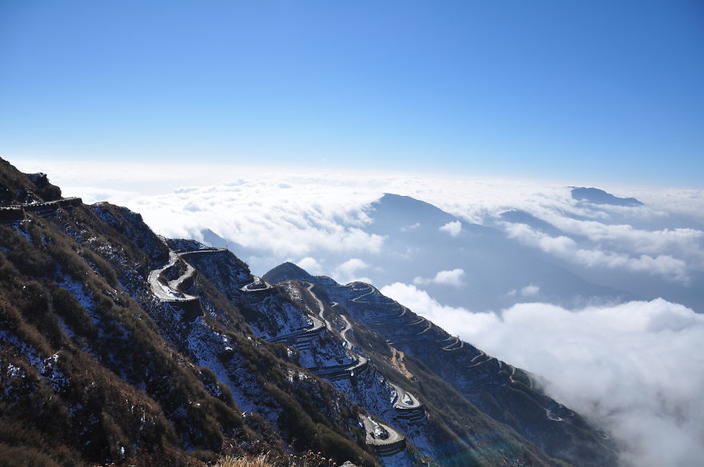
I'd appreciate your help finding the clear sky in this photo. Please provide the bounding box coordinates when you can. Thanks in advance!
[1,1,703,185]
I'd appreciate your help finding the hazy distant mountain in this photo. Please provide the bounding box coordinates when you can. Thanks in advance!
[202,193,636,311]
[498,209,564,237]
[237,189,704,312]
[351,193,630,310]
[571,186,644,206]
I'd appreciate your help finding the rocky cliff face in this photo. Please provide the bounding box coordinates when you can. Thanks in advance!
[0,158,616,466]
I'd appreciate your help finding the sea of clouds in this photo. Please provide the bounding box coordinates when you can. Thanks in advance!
[15,158,704,466]
[21,159,704,282]
[382,283,704,467]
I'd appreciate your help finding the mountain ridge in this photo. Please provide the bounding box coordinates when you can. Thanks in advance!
[570,187,644,207]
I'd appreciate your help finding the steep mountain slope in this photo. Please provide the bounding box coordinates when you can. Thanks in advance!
[0,160,375,466]
[264,263,617,467]
[167,246,556,465]
[0,158,616,466]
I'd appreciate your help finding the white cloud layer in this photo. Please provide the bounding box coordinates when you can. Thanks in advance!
[295,256,323,275]
[380,282,704,467]
[333,258,370,284]
[439,220,462,237]
[508,284,540,297]
[505,223,692,283]
[14,158,703,282]
[414,268,465,287]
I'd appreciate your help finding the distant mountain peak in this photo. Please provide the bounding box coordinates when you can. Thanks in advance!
[368,193,456,233]
[377,193,449,212]
[499,209,563,236]
[571,187,643,206]
[262,261,314,283]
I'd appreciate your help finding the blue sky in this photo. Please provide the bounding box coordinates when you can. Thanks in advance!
[1,1,702,185]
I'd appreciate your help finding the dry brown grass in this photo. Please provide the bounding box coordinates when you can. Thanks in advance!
[390,347,414,379]
[214,453,274,467]
[213,451,343,467]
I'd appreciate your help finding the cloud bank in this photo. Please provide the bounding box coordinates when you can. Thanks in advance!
[439,220,462,237]
[414,268,465,287]
[508,284,540,297]
[504,222,692,283]
[14,158,704,284]
[333,258,371,284]
[381,282,704,467]
[295,257,323,275]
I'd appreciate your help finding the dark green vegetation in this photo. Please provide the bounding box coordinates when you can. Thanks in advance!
[0,158,616,466]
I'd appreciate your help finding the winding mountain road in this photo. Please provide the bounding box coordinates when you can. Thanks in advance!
[305,283,368,379]
[148,248,227,303]
[339,315,353,349]
[441,336,464,351]
[240,275,273,293]
[350,283,376,304]
[307,283,331,331]
[1,197,82,224]
[390,383,422,410]
[359,415,406,456]
[148,251,199,302]
[148,252,413,457]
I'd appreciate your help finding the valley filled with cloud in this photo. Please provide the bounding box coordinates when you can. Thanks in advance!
[381,283,704,467]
